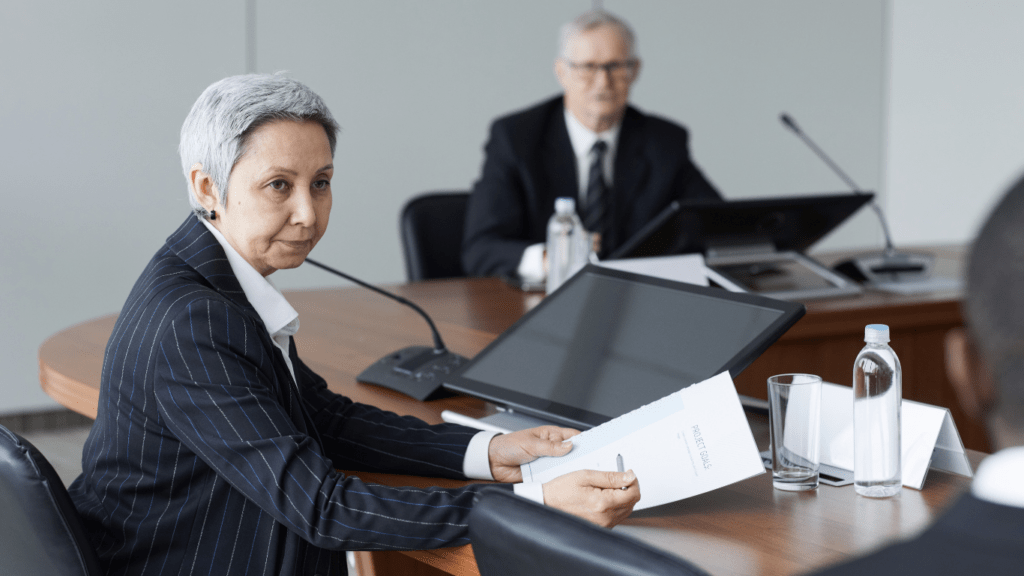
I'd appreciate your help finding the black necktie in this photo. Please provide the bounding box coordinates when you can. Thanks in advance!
[583,140,609,236]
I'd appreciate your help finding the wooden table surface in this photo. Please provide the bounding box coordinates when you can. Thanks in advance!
[39,252,978,576]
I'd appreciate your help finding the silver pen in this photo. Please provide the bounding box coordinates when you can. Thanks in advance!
[616,453,627,490]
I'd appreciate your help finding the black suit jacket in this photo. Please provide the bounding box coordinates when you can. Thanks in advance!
[809,493,1024,575]
[462,95,721,277]
[69,216,510,576]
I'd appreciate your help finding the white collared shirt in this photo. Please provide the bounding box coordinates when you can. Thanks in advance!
[516,110,623,281]
[201,219,300,381]
[563,107,622,205]
[200,219,543,501]
[971,445,1024,508]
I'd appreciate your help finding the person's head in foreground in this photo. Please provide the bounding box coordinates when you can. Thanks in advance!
[947,175,1024,451]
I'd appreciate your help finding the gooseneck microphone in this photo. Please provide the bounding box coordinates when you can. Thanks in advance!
[779,113,932,282]
[779,114,896,252]
[305,257,466,400]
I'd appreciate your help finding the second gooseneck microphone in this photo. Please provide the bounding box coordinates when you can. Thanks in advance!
[779,113,932,281]
[779,114,895,254]
[305,258,466,400]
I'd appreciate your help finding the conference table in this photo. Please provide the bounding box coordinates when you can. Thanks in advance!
[38,246,978,576]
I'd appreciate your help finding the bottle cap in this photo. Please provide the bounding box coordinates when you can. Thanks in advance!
[554,197,576,215]
[865,324,890,343]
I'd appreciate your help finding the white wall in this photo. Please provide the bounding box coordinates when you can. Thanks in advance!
[886,0,1024,245]
[1,1,247,415]
[1,1,885,415]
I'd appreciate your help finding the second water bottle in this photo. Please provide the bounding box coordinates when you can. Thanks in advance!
[546,197,590,293]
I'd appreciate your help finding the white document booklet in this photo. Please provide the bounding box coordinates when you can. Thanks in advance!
[520,372,765,510]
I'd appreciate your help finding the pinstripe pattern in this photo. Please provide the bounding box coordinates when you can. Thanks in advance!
[69,216,510,576]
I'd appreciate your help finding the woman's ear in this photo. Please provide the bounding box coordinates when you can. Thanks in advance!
[188,163,219,213]
[945,327,997,422]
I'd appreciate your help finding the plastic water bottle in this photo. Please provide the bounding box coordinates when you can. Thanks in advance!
[853,324,902,497]
[546,197,589,293]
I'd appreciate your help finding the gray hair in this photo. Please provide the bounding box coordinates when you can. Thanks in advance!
[558,10,637,60]
[179,73,340,219]
[965,174,1024,428]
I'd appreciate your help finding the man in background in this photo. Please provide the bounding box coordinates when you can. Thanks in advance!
[462,9,721,280]
[811,175,1024,574]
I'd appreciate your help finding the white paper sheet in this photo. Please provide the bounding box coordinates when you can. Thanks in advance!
[596,254,709,286]
[520,372,765,510]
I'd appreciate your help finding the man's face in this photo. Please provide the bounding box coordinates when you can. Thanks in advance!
[555,24,639,132]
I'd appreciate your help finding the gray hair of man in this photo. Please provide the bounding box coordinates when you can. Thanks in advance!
[964,174,1024,429]
[558,9,637,60]
[179,73,341,219]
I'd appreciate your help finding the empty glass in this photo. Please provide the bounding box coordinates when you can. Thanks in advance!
[768,374,822,491]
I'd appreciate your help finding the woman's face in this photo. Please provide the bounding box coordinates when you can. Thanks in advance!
[214,120,333,276]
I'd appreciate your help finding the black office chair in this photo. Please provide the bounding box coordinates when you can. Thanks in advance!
[469,488,711,576]
[399,191,470,281]
[0,425,102,576]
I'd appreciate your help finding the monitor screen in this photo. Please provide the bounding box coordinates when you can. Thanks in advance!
[608,192,873,260]
[444,265,805,429]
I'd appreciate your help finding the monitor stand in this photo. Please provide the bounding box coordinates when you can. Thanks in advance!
[441,406,556,433]
[706,244,862,301]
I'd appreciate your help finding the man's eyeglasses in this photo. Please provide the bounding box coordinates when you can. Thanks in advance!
[565,60,638,82]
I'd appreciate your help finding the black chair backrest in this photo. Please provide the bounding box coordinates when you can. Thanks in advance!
[469,488,711,576]
[399,191,470,281]
[0,425,101,576]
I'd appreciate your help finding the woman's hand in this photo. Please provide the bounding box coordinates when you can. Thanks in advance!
[485,425,641,528]
[487,426,579,482]
[542,469,640,528]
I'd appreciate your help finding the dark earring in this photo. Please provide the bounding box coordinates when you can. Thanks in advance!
[209,210,217,221]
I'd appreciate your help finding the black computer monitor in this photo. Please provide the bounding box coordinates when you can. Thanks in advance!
[443,265,805,430]
[607,192,874,260]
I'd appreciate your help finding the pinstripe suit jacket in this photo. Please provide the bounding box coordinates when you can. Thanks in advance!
[69,216,511,576]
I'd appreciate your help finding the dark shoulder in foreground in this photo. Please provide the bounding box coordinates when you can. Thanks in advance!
[809,494,1024,576]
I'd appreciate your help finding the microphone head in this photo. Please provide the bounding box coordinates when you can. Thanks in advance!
[779,113,799,133]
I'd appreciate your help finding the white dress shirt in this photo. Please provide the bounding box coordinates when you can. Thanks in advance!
[563,108,621,204]
[971,445,1024,508]
[516,110,623,281]
[200,219,543,502]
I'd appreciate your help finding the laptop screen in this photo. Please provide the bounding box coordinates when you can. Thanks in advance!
[444,265,805,428]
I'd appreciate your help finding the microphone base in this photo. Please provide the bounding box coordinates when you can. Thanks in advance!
[357,345,468,401]
[833,251,934,285]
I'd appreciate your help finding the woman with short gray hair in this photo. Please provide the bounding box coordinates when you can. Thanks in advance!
[69,73,639,576]
[178,73,341,220]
